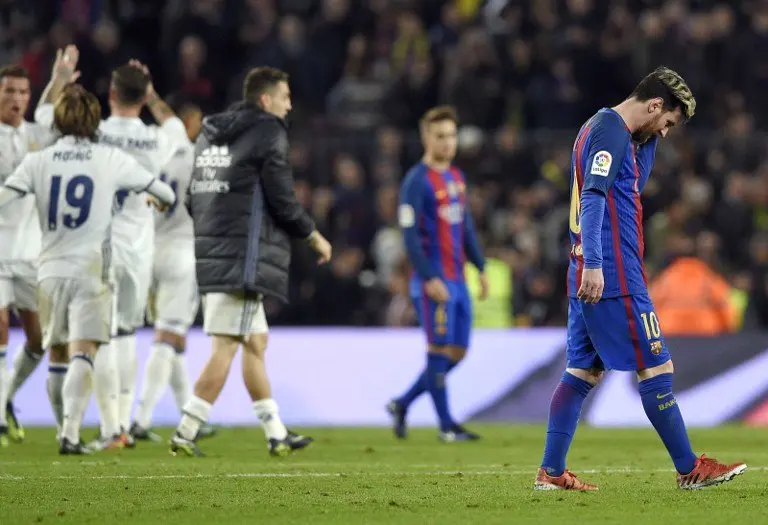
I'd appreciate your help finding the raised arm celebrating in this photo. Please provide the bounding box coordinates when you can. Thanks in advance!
[38,45,81,108]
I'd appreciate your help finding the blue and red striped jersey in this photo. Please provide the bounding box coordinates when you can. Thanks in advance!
[567,108,659,298]
[399,162,485,283]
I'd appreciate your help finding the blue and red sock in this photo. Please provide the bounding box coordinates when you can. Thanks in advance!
[541,372,593,476]
[397,359,457,411]
[425,353,455,432]
[638,373,697,474]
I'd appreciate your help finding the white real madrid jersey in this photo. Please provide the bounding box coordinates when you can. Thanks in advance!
[2,137,174,281]
[0,119,57,260]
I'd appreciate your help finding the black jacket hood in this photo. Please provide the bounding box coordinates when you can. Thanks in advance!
[201,101,286,144]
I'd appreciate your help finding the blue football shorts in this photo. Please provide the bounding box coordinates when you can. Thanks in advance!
[566,293,671,371]
[411,280,472,349]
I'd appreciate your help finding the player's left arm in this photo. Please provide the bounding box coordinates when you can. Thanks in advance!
[146,93,179,126]
[114,151,176,208]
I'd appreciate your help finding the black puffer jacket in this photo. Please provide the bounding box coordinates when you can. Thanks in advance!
[188,102,315,302]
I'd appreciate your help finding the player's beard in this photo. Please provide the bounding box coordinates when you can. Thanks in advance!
[632,114,662,144]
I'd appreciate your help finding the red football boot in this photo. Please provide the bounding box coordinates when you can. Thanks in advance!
[534,468,599,491]
[677,455,747,490]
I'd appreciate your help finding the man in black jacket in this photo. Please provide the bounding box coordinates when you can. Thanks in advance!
[169,67,331,458]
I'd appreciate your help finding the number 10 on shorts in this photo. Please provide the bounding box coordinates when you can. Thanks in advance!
[640,311,661,340]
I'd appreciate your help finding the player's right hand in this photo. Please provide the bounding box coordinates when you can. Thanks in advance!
[146,196,169,213]
[308,231,332,264]
[425,278,449,303]
[577,268,604,304]
[478,272,489,301]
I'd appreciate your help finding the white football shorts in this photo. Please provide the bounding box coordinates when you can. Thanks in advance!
[37,277,112,348]
[0,260,38,312]
[111,240,153,334]
[148,246,199,336]
[202,292,268,338]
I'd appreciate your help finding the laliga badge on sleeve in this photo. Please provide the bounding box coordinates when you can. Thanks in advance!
[590,151,612,176]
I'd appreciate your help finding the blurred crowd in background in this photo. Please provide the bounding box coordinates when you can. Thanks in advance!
[3,0,768,333]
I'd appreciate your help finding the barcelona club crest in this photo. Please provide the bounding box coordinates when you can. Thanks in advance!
[650,340,663,356]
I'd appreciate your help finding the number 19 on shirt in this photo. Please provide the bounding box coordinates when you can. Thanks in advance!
[48,174,94,231]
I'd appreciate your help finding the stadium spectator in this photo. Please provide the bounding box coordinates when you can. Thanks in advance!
[3,0,768,328]
[650,233,738,336]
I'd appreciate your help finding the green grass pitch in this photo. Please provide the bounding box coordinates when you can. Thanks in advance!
[2,425,767,524]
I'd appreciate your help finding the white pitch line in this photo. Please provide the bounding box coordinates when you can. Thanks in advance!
[1,466,765,481]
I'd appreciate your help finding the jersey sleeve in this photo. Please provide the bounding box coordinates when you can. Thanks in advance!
[463,204,485,272]
[160,117,188,146]
[0,187,26,209]
[581,122,629,195]
[399,172,438,280]
[114,150,176,206]
[580,119,630,269]
[0,155,35,210]
[34,103,55,131]
[114,150,157,192]
[33,120,59,148]
[4,154,35,194]
[580,191,606,269]
[155,118,190,169]
[259,122,316,239]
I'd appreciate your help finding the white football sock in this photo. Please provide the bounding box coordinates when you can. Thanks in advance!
[252,398,288,440]
[47,363,68,429]
[61,355,93,444]
[0,345,8,426]
[8,344,43,401]
[177,396,211,441]
[94,343,120,437]
[169,351,191,412]
[115,334,137,431]
[135,342,175,429]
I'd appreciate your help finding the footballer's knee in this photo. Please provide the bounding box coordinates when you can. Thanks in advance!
[427,344,451,358]
[211,334,240,356]
[49,344,68,363]
[637,360,674,381]
[0,307,9,344]
[446,345,467,363]
[69,340,99,358]
[17,309,43,351]
[243,332,268,359]
[566,367,604,386]
[155,329,185,352]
